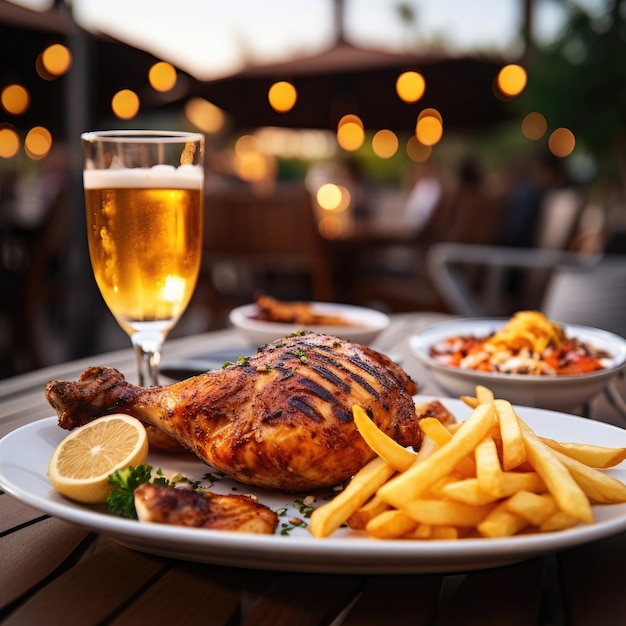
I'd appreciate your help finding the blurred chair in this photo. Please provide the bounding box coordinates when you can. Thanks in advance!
[427,243,626,337]
[196,183,334,328]
[427,242,626,418]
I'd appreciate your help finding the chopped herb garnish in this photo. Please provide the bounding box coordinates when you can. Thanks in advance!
[107,464,192,519]
[291,348,308,363]
[293,495,316,518]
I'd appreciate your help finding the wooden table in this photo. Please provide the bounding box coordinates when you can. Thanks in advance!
[2,313,626,626]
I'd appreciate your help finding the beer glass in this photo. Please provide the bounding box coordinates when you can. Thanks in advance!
[82,130,204,386]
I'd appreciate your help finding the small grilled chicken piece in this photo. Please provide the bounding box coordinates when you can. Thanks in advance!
[134,484,278,534]
[45,332,419,492]
[415,400,456,427]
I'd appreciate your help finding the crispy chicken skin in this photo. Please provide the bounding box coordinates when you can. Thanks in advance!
[134,484,278,534]
[45,332,419,492]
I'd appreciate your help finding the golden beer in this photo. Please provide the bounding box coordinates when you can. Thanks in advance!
[84,167,203,336]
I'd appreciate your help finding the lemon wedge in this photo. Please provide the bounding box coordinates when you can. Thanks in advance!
[48,414,149,503]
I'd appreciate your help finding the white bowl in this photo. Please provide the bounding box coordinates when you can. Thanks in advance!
[229,302,390,347]
[409,318,626,412]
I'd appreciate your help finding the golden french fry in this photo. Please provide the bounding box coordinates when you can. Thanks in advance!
[377,404,495,508]
[477,501,529,537]
[519,421,593,523]
[430,525,460,540]
[505,491,559,526]
[418,417,476,478]
[475,385,495,404]
[409,523,433,539]
[440,472,546,505]
[475,435,505,497]
[494,399,527,470]
[460,396,479,409]
[541,438,626,469]
[365,509,419,539]
[419,417,455,447]
[412,433,438,464]
[549,448,626,504]
[539,511,579,532]
[401,499,494,527]
[309,457,396,538]
[347,495,389,530]
[352,405,416,472]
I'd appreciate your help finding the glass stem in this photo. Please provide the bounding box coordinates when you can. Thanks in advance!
[132,333,164,387]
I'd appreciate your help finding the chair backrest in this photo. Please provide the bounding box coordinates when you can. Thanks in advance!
[201,183,333,305]
[541,260,626,338]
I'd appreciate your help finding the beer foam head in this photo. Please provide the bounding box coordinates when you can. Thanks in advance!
[84,164,204,190]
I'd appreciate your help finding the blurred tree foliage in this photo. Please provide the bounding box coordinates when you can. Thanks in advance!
[519,0,626,184]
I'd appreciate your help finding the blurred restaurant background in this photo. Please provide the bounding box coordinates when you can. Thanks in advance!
[1,0,625,378]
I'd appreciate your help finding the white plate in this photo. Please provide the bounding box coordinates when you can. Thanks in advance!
[229,302,390,347]
[1,397,626,574]
[410,319,626,412]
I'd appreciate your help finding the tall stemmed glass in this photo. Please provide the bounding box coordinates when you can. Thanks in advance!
[82,130,204,386]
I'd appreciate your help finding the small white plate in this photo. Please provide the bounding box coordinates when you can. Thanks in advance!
[410,319,626,412]
[1,397,626,574]
[229,301,390,347]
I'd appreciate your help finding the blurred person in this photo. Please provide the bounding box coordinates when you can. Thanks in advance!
[498,150,570,249]
[442,154,501,245]
[403,160,444,235]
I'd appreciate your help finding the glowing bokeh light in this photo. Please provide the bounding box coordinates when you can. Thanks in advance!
[337,122,365,151]
[1,84,30,115]
[406,136,432,162]
[148,61,177,92]
[321,184,349,211]
[316,183,344,211]
[41,44,72,77]
[318,215,344,239]
[415,109,443,146]
[268,81,297,113]
[548,127,576,157]
[112,89,140,120]
[497,64,527,97]
[371,129,398,158]
[521,112,548,140]
[233,134,274,182]
[396,71,425,103]
[25,126,52,160]
[0,127,20,158]
[337,114,363,130]
[185,97,226,133]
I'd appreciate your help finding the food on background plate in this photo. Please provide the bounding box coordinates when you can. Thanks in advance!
[310,384,626,540]
[45,332,420,492]
[428,311,610,375]
[252,294,361,327]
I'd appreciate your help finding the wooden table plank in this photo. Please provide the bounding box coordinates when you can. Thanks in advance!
[2,543,168,626]
[242,573,364,626]
[436,558,545,626]
[341,574,443,626]
[0,516,89,611]
[558,532,626,626]
[109,562,267,626]
[0,493,49,533]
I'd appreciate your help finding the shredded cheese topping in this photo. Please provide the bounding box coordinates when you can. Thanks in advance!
[486,310,565,356]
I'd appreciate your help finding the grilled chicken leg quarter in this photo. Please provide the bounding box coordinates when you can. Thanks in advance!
[46,332,420,492]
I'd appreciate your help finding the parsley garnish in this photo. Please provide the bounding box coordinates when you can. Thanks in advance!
[107,464,192,519]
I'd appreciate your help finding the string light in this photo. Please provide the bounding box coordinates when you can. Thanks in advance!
[268,81,297,113]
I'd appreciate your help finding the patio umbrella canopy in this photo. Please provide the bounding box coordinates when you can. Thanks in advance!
[193,42,513,134]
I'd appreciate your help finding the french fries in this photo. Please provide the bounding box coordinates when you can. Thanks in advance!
[309,386,626,540]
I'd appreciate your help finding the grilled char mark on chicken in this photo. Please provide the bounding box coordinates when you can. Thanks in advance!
[134,484,279,534]
[45,332,419,492]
